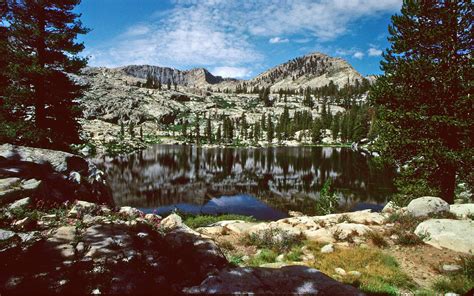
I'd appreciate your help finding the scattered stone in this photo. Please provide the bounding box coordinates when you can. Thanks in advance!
[76,242,85,253]
[449,204,474,218]
[0,177,21,191]
[119,206,142,218]
[304,228,335,244]
[144,213,161,221]
[348,271,362,278]
[442,264,462,273]
[13,217,35,230]
[0,229,16,241]
[8,197,30,211]
[288,211,304,217]
[415,219,474,254]
[321,243,334,254]
[68,200,98,217]
[382,201,398,214]
[332,223,370,241]
[20,179,42,190]
[160,213,183,229]
[276,254,285,262]
[301,253,315,261]
[137,232,149,238]
[68,171,81,184]
[406,196,449,217]
[335,267,346,276]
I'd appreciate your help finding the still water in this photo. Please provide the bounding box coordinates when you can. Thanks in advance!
[96,145,396,220]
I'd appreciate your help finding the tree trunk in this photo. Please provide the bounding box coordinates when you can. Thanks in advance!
[438,162,456,204]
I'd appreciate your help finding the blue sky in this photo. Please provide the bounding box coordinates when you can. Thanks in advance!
[76,0,402,79]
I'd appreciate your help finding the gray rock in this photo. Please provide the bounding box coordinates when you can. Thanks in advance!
[415,219,474,254]
[184,266,363,295]
[68,200,98,217]
[382,201,398,214]
[406,196,449,217]
[0,229,16,241]
[321,243,334,253]
[20,179,41,190]
[0,177,21,191]
[8,197,30,211]
[348,271,362,277]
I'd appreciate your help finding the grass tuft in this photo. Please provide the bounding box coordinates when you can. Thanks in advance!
[242,228,305,253]
[183,214,257,229]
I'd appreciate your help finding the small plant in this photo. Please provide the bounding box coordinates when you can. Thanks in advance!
[248,249,278,266]
[315,179,339,215]
[337,214,352,223]
[242,228,305,253]
[228,254,244,266]
[183,214,257,229]
[286,247,303,262]
[396,231,428,246]
[365,230,389,248]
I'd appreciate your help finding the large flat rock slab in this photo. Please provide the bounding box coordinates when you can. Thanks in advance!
[183,265,364,295]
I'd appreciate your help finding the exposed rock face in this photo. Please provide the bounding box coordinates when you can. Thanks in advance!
[120,65,236,87]
[414,219,474,254]
[197,210,385,244]
[406,196,450,217]
[248,52,366,90]
[0,144,113,206]
[184,266,364,295]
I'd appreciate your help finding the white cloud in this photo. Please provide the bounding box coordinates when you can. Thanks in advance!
[368,47,383,56]
[211,66,252,78]
[86,0,401,68]
[353,51,364,59]
[269,37,289,44]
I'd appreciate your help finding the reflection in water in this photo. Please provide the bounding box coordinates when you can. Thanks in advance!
[95,145,396,219]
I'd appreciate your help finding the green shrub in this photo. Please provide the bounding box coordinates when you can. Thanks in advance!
[248,249,278,266]
[286,247,303,262]
[315,179,338,215]
[183,214,256,229]
[242,228,305,253]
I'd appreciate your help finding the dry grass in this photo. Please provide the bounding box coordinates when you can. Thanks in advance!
[308,245,415,295]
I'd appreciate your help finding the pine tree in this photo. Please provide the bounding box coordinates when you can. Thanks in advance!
[194,115,200,145]
[216,124,222,144]
[167,79,171,90]
[206,117,212,144]
[370,0,473,203]
[311,119,322,144]
[6,0,89,149]
[267,115,274,143]
[331,114,340,142]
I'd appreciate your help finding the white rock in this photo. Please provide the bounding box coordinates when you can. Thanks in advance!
[332,223,370,240]
[321,243,334,254]
[348,271,361,277]
[160,213,183,229]
[119,206,142,218]
[0,229,16,240]
[276,254,285,262]
[68,171,81,184]
[382,201,398,214]
[334,267,346,276]
[406,196,449,217]
[20,179,42,190]
[449,204,474,218]
[442,264,462,273]
[415,219,474,254]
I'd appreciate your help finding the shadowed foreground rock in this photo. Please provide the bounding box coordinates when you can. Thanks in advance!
[0,205,364,295]
[0,144,113,206]
[185,265,364,295]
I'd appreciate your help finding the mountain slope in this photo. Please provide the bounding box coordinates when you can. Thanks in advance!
[96,52,367,91]
[248,52,364,90]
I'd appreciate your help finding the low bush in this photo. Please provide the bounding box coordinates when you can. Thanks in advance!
[242,228,305,253]
[183,214,256,229]
[365,230,389,248]
[315,179,339,215]
[248,249,278,266]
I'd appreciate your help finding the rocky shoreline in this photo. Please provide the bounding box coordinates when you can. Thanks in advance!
[1,144,473,294]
